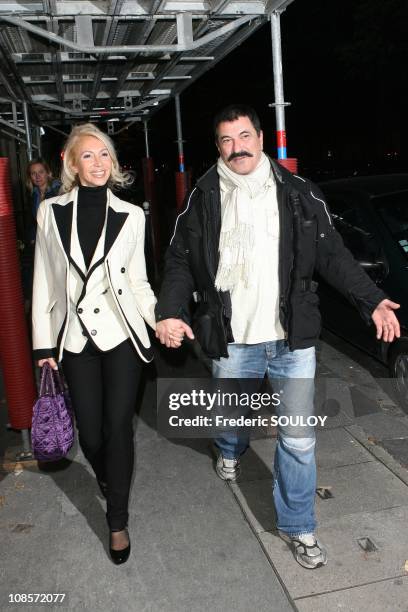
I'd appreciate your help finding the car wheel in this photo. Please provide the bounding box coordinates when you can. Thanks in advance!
[388,339,408,411]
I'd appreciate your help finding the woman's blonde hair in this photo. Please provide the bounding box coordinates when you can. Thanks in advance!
[26,158,53,193]
[60,123,133,193]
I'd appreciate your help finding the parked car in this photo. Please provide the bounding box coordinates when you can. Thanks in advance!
[317,174,408,405]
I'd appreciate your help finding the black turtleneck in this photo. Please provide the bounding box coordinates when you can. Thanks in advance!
[77,183,107,269]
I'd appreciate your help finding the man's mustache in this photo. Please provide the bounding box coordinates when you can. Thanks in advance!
[228,151,253,161]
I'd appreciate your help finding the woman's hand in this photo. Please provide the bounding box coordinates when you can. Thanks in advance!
[37,358,58,370]
[155,318,194,348]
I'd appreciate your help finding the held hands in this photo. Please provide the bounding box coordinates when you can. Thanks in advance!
[36,301,400,358]
[155,318,194,348]
[37,358,58,370]
[371,299,401,342]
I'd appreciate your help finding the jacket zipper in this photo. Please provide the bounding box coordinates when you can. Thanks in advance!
[206,190,216,282]
[278,184,291,342]
[206,188,228,350]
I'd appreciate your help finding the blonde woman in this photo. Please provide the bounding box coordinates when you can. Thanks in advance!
[32,123,160,564]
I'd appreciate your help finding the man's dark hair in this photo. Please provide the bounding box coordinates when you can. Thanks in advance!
[213,104,261,139]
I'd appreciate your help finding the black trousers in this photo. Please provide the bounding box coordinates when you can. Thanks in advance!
[63,339,143,530]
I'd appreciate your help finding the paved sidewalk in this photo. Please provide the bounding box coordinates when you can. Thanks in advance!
[0,371,294,612]
[1,336,408,612]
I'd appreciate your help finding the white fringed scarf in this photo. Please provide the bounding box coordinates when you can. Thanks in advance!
[215,152,274,291]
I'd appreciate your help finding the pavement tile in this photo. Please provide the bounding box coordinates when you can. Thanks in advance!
[315,428,375,469]
[315,462,408,521]
[353,412,408,442]
[379,439,408,469]
[0,436,295,612]
[230,460,408,534]
[3,336,408,612]
[260,506,408,600]
[229,478,276,534]
[0,479,62,611]
[295,576,408,612]
[225,425,376,488]
[315,378,357,430]
[250,428,375,473]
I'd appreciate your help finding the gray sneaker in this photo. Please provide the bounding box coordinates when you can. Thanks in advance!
[210,444,240,481]
[278,531,328,569]
[216,454,240,481]
[210,444,241,481]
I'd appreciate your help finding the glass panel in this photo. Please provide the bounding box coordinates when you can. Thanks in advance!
[374,191,408,259]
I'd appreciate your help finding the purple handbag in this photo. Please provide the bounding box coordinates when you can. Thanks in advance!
[31,363,74,461]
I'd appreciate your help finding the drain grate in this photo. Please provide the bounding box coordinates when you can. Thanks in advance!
[357,537,379,552]
[316,486,334,499]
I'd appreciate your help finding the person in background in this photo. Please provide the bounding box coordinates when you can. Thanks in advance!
[26,158,61,241]
[22,159,61,307]
[31,123,161,564]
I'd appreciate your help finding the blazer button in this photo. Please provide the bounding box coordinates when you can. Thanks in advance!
[77,307,83,314]
[118,289,122,295]
[94,308,100,314]
[91,329,97,336]
[121,267,125,273]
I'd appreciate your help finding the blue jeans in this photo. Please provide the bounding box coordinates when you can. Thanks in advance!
[212,340,316,536]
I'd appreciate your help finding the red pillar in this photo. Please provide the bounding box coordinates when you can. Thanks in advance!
[0,158,36,429]
[277,158,298,174]
[175,170,189,211]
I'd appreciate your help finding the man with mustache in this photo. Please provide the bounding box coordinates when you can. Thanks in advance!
[155,105,400,569]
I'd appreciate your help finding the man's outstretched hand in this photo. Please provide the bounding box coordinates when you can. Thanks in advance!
[155,318,194,348]
[371,299,401,342]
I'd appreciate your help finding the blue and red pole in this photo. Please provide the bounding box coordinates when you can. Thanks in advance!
[271,11,298,174]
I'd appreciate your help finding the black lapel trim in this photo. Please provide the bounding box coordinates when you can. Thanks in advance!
[105,258,153,362]
[131,333,154,362]
[73,209,128,315]
[121,310,154,362]
[69,256,86,282]
[74,257,106,307]
[52,200,88,283]
[86,257,105,280]
[104,207,129,258]
[52,201,74,258]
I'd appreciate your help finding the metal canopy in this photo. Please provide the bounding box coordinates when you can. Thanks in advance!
[0,0,293,131]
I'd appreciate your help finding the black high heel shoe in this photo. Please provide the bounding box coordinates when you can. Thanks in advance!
[109,528,131,565]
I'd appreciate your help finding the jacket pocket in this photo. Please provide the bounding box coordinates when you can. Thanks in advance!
[192,303,226,359]
[297,219,318,279]
[46,298,57,313]
[291,291,321,343]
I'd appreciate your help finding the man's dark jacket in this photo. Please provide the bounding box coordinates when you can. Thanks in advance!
[156,159,386,359]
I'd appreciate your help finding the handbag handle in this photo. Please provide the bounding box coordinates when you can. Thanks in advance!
[39,362,64,397]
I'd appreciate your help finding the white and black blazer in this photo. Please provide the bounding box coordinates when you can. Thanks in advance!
[32,187,157,363]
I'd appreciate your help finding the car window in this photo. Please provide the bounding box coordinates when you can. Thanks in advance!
[324,194,368,229]
[323,193,356,216]
[374,190,408,260]
[324,193,378,260]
